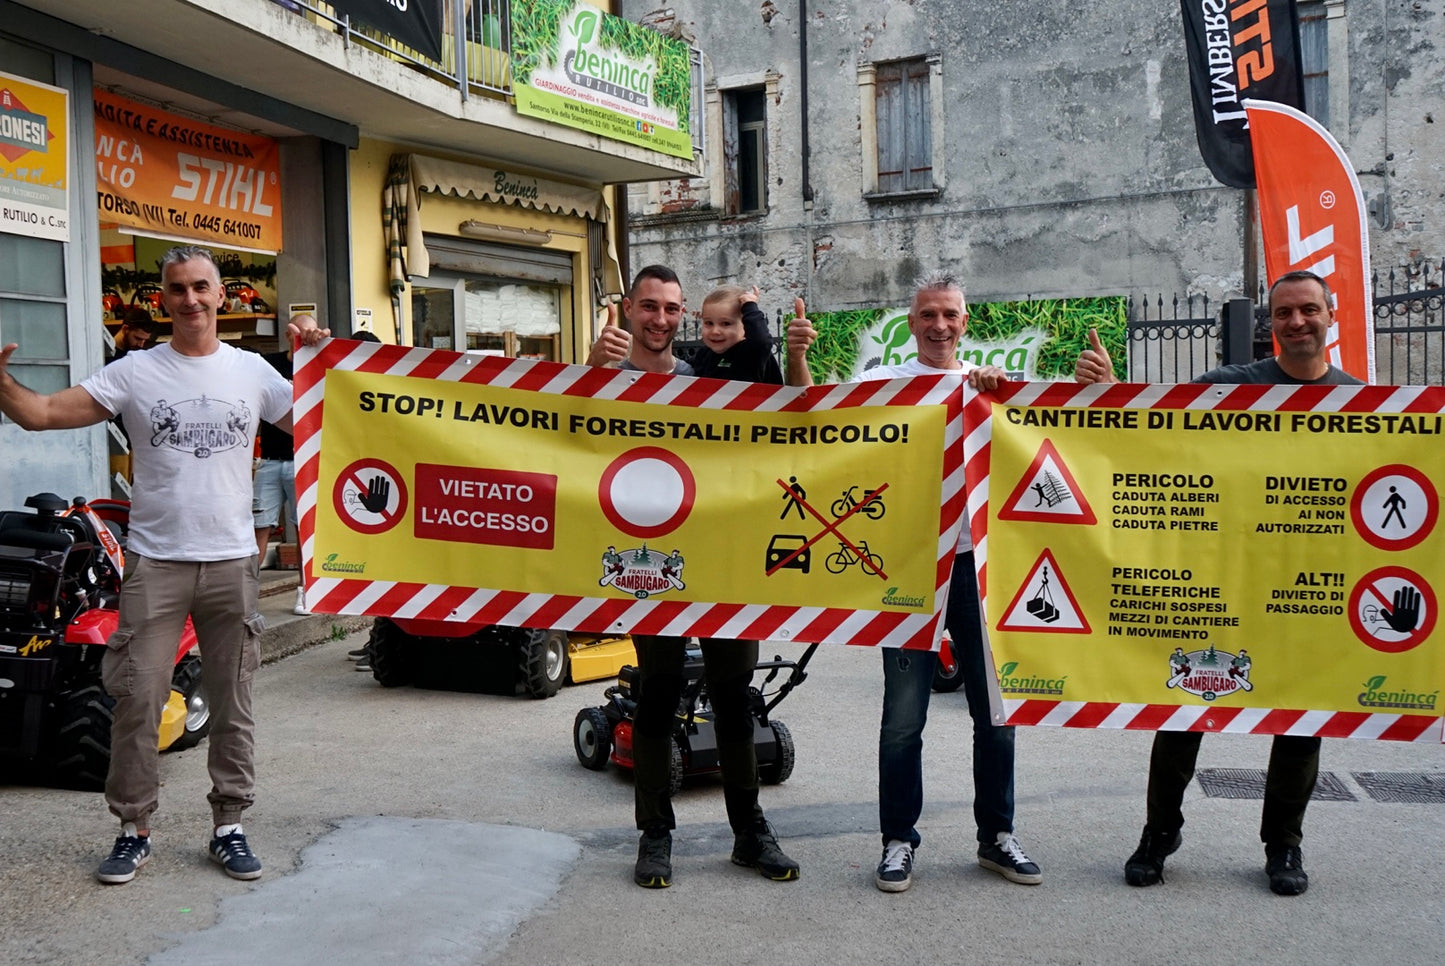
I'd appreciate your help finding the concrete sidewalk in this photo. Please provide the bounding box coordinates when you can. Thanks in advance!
[255,566,371,663]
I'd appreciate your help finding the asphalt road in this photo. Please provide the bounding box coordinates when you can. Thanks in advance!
[3,621,1443,966]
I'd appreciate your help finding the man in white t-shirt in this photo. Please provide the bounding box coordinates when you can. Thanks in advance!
[855,271,1042,894]
[0,245,328,885]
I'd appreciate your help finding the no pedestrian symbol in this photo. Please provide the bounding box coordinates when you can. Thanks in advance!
[333,458,408,535]
[1347,566,1437,654]
[1350,464,1438,551]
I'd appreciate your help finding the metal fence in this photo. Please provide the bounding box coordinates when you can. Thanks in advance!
[1129,259,1445,385]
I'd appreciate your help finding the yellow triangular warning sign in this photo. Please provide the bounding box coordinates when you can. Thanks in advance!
[997,548,1091,634]
[998,439,1096,525]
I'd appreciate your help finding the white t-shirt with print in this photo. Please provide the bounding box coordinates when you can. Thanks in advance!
[855,357,978,553]
[82,342,292,561]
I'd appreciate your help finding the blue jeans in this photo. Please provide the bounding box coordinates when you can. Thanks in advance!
[879,550,1016,847]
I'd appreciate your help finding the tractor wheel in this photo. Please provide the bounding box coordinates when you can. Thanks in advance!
[760,719,796,785]
[368,618,417,688]
[573,707,613,769]
[668,735,685,795]
[52,683,114,792]
[518,628,569,699]
[931,655,965,693]
[168,654,211,751]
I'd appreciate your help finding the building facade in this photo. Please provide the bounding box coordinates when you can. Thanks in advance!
[1,0,702,509]
[621,1,1443,323]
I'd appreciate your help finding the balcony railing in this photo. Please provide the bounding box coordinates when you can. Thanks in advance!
[275,0,704,155]
[278,0,512,97]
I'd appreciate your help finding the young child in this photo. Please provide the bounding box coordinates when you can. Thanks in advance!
[691,285,784,385]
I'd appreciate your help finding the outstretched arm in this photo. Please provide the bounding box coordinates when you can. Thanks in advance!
[0,344,111,430]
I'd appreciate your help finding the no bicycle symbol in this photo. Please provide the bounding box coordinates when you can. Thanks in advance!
[333,458,408,535]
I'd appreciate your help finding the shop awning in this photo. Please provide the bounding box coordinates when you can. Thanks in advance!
[408,155,603,221]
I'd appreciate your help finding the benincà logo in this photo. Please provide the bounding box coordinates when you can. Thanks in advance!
[564,8,654,107]
[1357,675,1438,711]
[320,553,366,574]
[881,586,925,608]
[996,661,1066,696]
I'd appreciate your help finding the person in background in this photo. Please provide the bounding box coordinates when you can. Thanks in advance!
[252,317,310,617]
[109,308,159,364]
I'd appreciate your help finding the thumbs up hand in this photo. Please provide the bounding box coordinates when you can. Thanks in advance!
[586,300,632,368]
[1074,327,1119,384]
[785,297,818,387]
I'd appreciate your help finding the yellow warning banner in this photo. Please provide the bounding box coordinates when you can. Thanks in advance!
[969,384,1445,736]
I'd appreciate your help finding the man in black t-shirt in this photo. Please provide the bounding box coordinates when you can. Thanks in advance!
[1076,270,1363,897]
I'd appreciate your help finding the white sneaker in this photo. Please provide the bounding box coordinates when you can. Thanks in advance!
[292,587,311,616]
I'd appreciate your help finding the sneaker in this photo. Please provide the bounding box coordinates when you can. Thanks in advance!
[875,839,914,893]
[1124,826,1182,887]
[1265,844,1309,896]
[978,831,1042,885]
[354,659,373,673]
[292,587,311,616]
[634,829,672,888]
[96,823,151,884]
[346,647,369,661]
[208,827,263,880]
[731,820,800,881]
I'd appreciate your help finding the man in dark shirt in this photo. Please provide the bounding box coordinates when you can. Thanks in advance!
[251,320,304,615]
[109,308,159,364]
[1075,270,1364,896]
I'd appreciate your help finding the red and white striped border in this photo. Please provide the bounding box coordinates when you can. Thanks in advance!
[292,340,965,650]
[965,380,1445,742]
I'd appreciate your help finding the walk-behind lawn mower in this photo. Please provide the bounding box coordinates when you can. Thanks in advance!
[365,616,635,699]
[573,643,819,792]
[0,494,209,791]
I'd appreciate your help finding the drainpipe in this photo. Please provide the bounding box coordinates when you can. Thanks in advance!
[799,0,815,305]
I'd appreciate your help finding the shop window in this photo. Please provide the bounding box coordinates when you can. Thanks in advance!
[1299,2,1328,126]
[0,235,68,406]
[411,273,561,361]
[724,88,767,215]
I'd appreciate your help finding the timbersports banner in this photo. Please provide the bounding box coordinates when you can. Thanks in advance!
[1245,98,1375,383]
[327,0,444,62]
[966,380,1445,743]
[93,90,283,254]
[292,340,964,650]
[1180,0,1303,188]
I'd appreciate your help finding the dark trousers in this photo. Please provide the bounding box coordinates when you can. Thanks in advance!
[631,635,763,834]
[1146,730,1321,847]
[879,551,1015,847]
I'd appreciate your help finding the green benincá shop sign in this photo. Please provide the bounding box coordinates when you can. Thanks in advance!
[511,0,693,160]
[803,297,1128,384]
